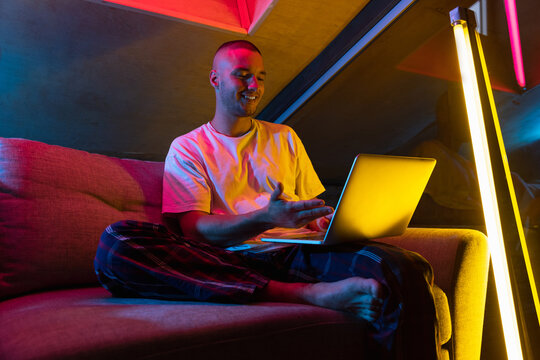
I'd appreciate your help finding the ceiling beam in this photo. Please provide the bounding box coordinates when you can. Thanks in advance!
[258,0,417,123]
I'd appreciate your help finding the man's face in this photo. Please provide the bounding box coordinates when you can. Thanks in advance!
[211,46,266,118]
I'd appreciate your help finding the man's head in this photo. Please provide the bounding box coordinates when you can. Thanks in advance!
[210,40,265,119]
[212,40,262,68]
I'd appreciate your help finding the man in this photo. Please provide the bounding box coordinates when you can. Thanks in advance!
[95,40,439,359]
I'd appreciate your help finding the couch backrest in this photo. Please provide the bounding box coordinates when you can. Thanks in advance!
[0,137,165,299]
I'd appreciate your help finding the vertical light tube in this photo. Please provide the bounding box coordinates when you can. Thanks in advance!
[504,0,526,88]
[475,30,540,328]
[452,18,524,360]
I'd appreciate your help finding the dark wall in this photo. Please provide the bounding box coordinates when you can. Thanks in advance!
[0,1,233,160]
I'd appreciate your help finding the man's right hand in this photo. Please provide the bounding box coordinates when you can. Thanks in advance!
[262,183,334,229]
[177,183,333,247]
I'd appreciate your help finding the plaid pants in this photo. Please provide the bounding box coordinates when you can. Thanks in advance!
[95,220,439,359]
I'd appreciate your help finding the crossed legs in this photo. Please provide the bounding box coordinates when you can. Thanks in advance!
[95,220,439,359]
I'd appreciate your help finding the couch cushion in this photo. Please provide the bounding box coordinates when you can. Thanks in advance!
[433,284,451,345]
[0,138,165,299]
[0,287,373,360]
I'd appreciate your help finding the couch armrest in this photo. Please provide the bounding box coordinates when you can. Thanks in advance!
[374,227,489,360]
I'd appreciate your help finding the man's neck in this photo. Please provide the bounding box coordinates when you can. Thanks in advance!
[210,115,253,137]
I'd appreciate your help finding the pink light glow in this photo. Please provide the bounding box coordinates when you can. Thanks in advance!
[101,0,277,35]
[504,0,526,88]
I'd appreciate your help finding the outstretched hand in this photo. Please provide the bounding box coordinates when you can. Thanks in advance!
[263,183,334,229]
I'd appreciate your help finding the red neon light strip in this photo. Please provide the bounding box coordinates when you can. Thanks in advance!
[504,0,526,88]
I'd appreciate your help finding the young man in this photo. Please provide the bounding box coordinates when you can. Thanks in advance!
[95,40,439,359]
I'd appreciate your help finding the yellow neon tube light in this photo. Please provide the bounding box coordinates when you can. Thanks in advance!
[452,19,523,360]
[476,29,540,328]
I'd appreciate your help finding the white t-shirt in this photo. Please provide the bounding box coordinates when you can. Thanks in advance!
[162,119,325,217]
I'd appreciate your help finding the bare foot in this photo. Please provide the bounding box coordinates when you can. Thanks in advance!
[302,277,384,322]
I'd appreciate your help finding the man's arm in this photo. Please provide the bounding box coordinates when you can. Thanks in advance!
[177,183,333,247]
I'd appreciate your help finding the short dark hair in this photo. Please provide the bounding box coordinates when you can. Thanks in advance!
[214,40,262,57]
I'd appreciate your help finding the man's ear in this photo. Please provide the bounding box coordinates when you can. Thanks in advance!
[209,69,219,89]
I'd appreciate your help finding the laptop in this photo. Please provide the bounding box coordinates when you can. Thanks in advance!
[261,154,436,246]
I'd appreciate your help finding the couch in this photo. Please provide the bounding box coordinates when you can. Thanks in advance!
[0,137,490,360]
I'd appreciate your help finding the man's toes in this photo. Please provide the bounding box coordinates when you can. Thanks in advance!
[354,278,383,299]
[350,307,379,322]
[368,279,386,299]
[352,293,382,309]
[348,296,382,317]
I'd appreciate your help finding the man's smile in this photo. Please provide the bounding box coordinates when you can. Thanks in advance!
[240,93,259,104]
